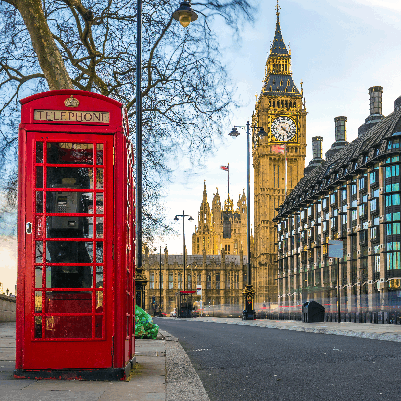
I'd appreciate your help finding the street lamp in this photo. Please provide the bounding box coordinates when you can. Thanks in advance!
[174,211,194,291]
[228,121,267,320]
[173,1,198,28]
[135,0,198,308]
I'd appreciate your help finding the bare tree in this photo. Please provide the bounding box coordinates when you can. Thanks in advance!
[0,0,255,241]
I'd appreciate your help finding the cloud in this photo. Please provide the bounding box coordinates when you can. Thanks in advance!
[352,0,401,12]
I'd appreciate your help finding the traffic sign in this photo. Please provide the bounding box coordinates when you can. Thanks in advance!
[328,240,343,258]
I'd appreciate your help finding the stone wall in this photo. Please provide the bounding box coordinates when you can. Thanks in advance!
[0,294,16,322]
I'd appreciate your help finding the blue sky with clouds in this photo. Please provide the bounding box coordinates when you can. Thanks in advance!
[162,0,401,254]
[2,0,401,290]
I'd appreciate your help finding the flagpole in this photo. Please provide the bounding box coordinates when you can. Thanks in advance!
[284,134,288,197]
[228,162,230,197]
[285,142,287,196]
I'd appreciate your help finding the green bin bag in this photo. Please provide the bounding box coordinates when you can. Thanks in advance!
[135,305,159,339]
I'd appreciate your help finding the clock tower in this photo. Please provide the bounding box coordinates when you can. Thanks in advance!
[252,2,307,304]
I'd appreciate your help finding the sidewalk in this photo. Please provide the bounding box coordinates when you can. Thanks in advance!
[0,323,209,401]
[0,322,166,401]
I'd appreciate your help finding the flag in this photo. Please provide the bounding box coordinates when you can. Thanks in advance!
[220,165,229,171]
[272,144,285,154]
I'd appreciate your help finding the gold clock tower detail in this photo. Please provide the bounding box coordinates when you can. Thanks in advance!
[252,2,306,304]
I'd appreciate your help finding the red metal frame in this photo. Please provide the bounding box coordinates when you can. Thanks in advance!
[15,90,135,380]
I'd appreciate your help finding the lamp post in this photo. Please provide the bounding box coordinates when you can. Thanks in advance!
[135,0,198,308]
[229,122,267,320]
[174,211,194,291]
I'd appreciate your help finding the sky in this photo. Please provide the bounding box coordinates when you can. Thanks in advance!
[1,0,401,290]
[160,0,401,254]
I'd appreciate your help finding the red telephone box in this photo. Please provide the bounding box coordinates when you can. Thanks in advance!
[15,90,135,380]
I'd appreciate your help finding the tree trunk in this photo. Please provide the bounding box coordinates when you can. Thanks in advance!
[13,0,73,90]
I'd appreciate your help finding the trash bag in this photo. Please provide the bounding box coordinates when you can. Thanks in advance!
[135,305,159,339]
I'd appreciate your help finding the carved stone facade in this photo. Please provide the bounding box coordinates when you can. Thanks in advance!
[143,248,247,315]
[252,5,306,304]
[192,182,249,256]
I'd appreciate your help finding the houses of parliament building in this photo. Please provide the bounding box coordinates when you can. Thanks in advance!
[142,3,306,314]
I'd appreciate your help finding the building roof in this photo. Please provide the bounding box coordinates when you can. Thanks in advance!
[275,106,401,220]
[263,74,301,97]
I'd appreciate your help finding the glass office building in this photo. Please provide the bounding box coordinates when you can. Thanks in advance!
[274,93,401,322]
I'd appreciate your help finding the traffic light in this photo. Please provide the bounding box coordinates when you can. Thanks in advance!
[152,296,156,304]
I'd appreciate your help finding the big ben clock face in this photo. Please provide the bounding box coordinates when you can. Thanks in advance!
[271,116,297,142]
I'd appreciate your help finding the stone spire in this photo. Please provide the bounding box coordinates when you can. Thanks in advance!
[263,2,300,96]
[270,1,289,56]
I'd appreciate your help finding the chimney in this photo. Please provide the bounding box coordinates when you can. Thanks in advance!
[334,116,347,142]
[312,136,323,159]
[394,95,401,112]
[304,136,324,175]
[358,86,384,136]
[369,86,383,116]
[325,116,349,160]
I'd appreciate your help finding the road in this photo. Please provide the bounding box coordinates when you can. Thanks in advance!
[155,318,401,401]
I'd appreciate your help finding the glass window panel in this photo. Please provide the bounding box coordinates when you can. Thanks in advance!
[46,216,93,238]
[47,143,93,164]
[46,241,93,263]
[36,191,43,213]
[96,144,103,165]
[35,291,42,313]
[46,167,94,189]
[96,193,104,214]
[45,265,93,289]
[96,169,103,189]
[34,316,42,339]
[370,227,377,239]
[46,291,92,313]
[168,273,173,289]
[35,266,43,288]
[95,290,103,313]
[36,166,43,188]
[96,217,103,238]
[96,266,103,288]
[387,254,392,269]
[393,194,400,206]
[35,241,43,263]
[96,242,103,263]
[369,172,376,184]
[36,142,43,163]
[95,315,103,338]
[45,315,92,339]
[46,192,93,214]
